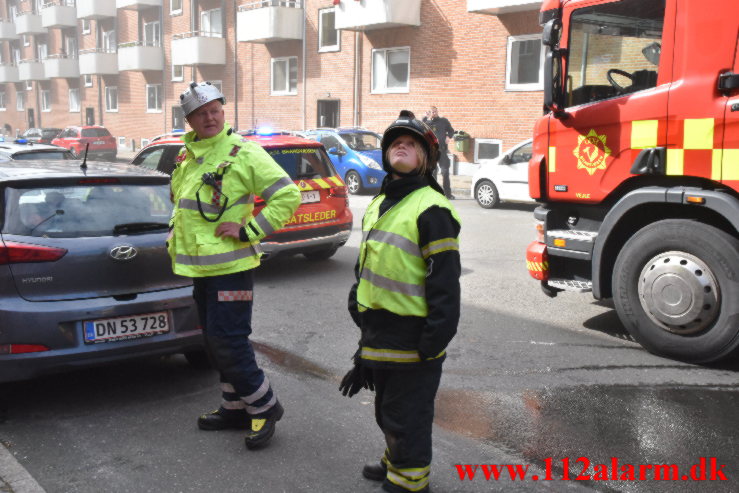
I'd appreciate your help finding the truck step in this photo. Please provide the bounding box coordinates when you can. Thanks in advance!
[547,279,593,293]
[547,229,598,242]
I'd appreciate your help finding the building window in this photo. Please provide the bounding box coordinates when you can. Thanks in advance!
[201,8,222,37]
[210,80,223,94]
[506,34,544,91]
[16,91,24,111]
[37,42,47,61]
[171,0,182,15]
[474,138,503,164]
[318,7,339,53]
[0,91,6,111]
[371,47,410,94]
[81,19,90,35]
[105,86,118,112]
[25,80,32,91]
[146,84,162,112]
[40,89,50,112]
[69,88,80,112]
[103,30,117,53]
[23,34,29,47]
[83,74,93,87]
[171,64,183,81]
[271,57,297,95]
[144,21,161,47]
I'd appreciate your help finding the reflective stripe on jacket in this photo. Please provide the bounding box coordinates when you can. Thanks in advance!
[168,125,300,277]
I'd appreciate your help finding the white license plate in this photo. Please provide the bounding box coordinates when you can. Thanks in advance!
[301,190,320,203]
[93,140,105,145]
[83,311,170,344]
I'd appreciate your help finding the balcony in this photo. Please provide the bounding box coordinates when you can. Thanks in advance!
[334,0,420,31]
[116,0,162,10]
[18,59,46,81]
[117,42,163,71]
[0,20,17,40]
[467,0,541,15]
[0,64,19,83]
[43,54,79,78]
[41,1,77,28]
[171,32,226,65]
[77,0,116,19]
[237,1,303,43]
[14,12,47,35]
[79,48,118,75]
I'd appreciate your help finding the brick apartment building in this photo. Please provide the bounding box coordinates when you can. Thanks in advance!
[0,0,543,164]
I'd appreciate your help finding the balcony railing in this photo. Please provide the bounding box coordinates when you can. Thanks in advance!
[15,11,47,35]
[41,0,77,28]
[43,53,79,78]
[466,0,541,15]
[0,63,19,83]
[77,0,116,19]
[0,20,17,40]
[237,0,303,43]
[117,41,163,71]
[18,58,46,80]
[116,0,163,10]
[171,31,226,65]
[79,48,118,75]
[334,0,421,31]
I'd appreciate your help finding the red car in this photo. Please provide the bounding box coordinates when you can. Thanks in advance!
[130,131,352,260]
[51,125,117,161]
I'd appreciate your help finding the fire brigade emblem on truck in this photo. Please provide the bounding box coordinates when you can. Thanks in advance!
[573,129,611,176]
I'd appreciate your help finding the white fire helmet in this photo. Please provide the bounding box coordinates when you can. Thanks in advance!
[179,81,225,116]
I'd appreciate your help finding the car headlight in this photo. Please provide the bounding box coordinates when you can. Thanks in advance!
[359,154,382,170]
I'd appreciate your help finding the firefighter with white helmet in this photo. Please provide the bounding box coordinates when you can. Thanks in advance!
[341,110,461,492]
[168,81,300,449]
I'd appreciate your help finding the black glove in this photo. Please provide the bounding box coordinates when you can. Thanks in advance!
[339,359,374,398]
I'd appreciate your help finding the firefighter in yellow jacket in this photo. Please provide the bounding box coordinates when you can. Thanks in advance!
[341,110,461,492]
[168,81,300,449]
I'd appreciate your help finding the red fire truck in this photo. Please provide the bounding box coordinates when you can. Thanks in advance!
[525,0,739,363]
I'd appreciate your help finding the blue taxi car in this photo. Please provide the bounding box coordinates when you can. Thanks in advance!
[301,128,385,194]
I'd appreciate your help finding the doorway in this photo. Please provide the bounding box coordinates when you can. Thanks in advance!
[27,108,35,129]
[85,107,95,125]
[317,100,339,128]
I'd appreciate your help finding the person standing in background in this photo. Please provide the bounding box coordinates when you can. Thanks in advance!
[422,106,455,199]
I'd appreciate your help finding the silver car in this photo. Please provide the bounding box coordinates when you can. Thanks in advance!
[0,161,205,383]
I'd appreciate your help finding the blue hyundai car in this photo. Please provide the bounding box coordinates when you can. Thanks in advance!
[301,128,386,194]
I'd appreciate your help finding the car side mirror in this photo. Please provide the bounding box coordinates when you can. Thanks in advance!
[501,154,512,164]
[328,146,346,156]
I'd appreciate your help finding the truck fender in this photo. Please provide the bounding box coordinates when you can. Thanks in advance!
[591,186,739,299]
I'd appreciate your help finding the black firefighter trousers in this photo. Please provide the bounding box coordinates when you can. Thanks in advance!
[373,365,443,492]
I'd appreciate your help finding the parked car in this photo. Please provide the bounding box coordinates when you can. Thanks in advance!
[0,160,205,383]
[300,127,385,194]
[52,125,117,161]
[471,138,534,208]
[131,131,353,260]
[0,138,77,161]
[21,127,62,145]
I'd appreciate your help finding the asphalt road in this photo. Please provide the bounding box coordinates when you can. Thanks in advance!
[1,194,737,493]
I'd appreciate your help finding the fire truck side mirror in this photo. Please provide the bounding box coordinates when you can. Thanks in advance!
[542,19,562,48]
[544,50,568,119]
[718,72,739,95]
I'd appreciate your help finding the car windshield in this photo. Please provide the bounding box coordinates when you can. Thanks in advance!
[266,147,337,180]
[12,150,75,161]
[340,132,381,151]
[81,128,111,138]
[42,129,61,138]
[2,183,172,238]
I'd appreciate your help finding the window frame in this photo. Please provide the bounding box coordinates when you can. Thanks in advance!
[505,34,545,92]
[370,46,410,94]
[200,8,222,37]
[40,89,50,112]
[0,91,6,111]
[171,64,183,82]
[143,21,161,47]
[170,0,183,16]
[83,74,92,87]
[16,91,24,111]
[146,84,163,113]
[270,57,298,96]
[105,86,118,112]
[68,88,80,112]
[318,7,340,53]
[81,19,90,35]
[474,138,503,164]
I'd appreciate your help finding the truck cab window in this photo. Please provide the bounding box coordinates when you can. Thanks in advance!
[566,0,666,108]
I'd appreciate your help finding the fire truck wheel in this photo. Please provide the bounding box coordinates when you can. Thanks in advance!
[613,219,739,363]
[475,180,500,209]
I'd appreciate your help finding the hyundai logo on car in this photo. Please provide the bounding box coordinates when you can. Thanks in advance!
[110,245,138,261]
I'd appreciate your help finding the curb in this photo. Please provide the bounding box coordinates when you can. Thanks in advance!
[0,443,45,493]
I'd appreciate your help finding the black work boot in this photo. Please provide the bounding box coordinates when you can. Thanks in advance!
[197,407,250,431]
[244,400,284,450]
[362,461,387,481]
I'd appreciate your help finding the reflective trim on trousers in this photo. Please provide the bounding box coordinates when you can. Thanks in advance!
[261,176,294,201]
[386,468,430,492]
[364,229,422,258]
[221,399,246,410]
[361,347,445,363]
[359,267,425,298]
[246,394,277,415]
[176,245,258,266]
[241,376,270,404]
